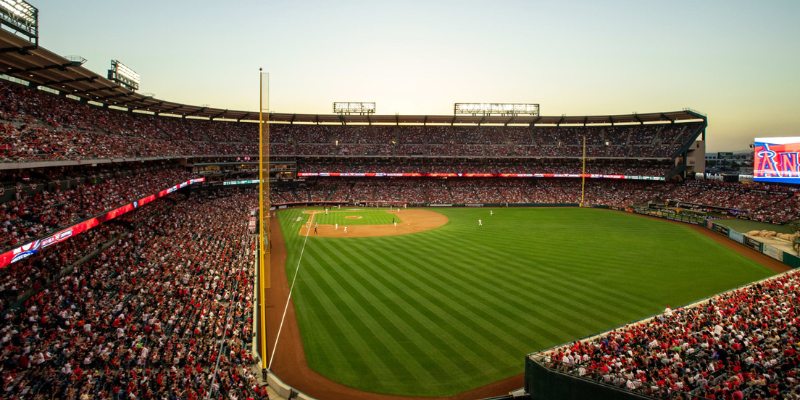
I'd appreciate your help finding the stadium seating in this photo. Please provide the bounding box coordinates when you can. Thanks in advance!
[541,270,800,399]
[0,79,702,162]
[0,165,195,250]
[663,180,800,224]
[295,158,672,177]
[3,75,800,399]
[0,189,267,399]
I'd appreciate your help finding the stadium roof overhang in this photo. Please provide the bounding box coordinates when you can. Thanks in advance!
[265,111,706,126]
[0,29,707,126]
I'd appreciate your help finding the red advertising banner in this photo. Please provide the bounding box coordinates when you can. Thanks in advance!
[296,172,664,181]
[0,177,205,269]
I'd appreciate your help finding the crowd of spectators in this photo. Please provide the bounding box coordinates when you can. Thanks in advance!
[295,159,671,177]
[541,270,800,399]
[0,79,701,162]
[0,189,267,399]
[272,123,700,159]
[665,180,800,224]
[0,80,256,161]
[270,178,669,207]
[0,166,196,251]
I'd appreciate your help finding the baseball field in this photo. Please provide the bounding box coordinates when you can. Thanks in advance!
[269,207,782,398]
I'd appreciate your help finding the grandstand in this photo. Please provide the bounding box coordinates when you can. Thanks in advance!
[1,7,800,400]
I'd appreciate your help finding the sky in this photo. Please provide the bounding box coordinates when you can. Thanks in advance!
[34,0,800,151]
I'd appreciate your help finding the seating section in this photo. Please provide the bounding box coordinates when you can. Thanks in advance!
[295,158,672,177]
[1,75,798,400]
[0,79,701,162]
[0,189,268,399]
[664,180,800,224]
[0,165,195,251]
[541,270,800,399]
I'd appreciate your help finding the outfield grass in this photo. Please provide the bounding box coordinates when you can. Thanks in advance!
[277,207,775,396]
[311,208,400,226]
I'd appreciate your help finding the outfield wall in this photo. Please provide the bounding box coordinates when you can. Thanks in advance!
[706,221,799,270]
[525,357,650,400]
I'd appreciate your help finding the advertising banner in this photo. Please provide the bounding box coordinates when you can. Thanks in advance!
[0,177,205,269]
[728,230,744,244]
[297,172,665,181]
[763,245,784,262]
[743,236,764,252]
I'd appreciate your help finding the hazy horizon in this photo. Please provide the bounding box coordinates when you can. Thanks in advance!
[34,0,800,152]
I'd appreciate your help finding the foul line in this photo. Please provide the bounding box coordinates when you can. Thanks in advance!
[268,212,314,370]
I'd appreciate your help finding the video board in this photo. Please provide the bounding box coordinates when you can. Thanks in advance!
[754,137,800,184]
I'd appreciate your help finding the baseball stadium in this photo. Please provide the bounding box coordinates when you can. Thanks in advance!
[1,1,799,400]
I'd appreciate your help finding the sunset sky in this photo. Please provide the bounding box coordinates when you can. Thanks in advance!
[36,0,800,151]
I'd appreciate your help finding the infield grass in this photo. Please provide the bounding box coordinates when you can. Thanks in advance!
[277,207,775,396]
[310,208,400,226]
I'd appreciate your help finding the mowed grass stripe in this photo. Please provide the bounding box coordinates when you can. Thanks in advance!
[338,255,521,386]
[300,254,429,385]
[291,283,379,382]
[292,252,402,381]
[332,225,648,378]
[279,207,775,396]
[405,229,654,323]
[395,234,638,346]
[304,244,454,383]
[291,286,363,376]
[332,241,516,367]
[313,239,483,377]
[330,239,518,372]
[432,210,757,312]
[371,237,581,346]
[354,236,642,375]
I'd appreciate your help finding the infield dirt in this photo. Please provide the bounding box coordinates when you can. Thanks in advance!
[298,209,449,238]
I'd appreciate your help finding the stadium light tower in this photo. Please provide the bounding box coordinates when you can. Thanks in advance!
[0,0,38,47]
[107,60,140,91]
[333,101,376,115]
[454,102,540,116]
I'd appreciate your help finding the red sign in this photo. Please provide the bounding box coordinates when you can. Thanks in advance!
[0,177,205,269]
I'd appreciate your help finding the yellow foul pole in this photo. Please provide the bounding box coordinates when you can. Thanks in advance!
[580,136,586,207]
[258,69,268,371]
[265,73,271,288]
